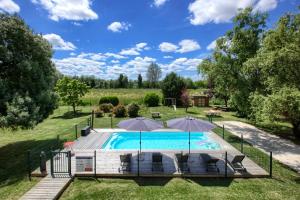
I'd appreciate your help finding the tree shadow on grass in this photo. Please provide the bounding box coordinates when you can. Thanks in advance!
[0,138,65,187]
[51,111,91,119]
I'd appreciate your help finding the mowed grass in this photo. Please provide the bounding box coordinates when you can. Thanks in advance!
[0,89,299,200]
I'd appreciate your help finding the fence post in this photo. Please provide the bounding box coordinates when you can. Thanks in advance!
[94,150,97,178]
[222,125,225,139]
[269,151,272,178]
[225,151,228,178]
[68,151,72,177]
[27,150,31,181]
[50,151,54,177]
[87,118,90,126]
[75,124,78,140]
[91,110,94,129]
[241,133,244,153]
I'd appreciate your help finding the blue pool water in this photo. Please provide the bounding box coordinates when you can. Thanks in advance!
[102,131,220,150]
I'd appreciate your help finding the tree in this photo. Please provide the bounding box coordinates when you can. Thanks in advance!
[137,74,143,88]
[247,11,300,138]
[55,77,89,115]
[198,8,267,114]
[251,88,300,138]
[161,73,186,106]
[146,63,161,88]
[0,14,58,128]
[181,89,190,112]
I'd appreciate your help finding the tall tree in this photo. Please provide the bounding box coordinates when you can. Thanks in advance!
[55,77,89,115]
[137,74,143,88]
[198,8,267,115]
[247,11,300,138]
[161,73,186,106]
[146,62,161,88]
[0,14,58,128]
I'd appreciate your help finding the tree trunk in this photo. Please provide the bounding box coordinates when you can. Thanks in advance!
[292,122,300,139]
[224,98,228,107]
[72,103,76,115]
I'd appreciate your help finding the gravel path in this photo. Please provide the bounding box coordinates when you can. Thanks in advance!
[214,121,300,173]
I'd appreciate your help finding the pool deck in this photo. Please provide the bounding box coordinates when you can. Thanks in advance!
[68,129,269,178]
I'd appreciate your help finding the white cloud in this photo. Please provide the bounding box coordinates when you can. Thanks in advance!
[53,57,106,77]
[177,39,201,53]
[159,40,200,53]
[43,33,76,51]
[163,56,173,59]
[107,21,131,32]
[161,57,203,75]
[31,0,98,21]
[159,42,178,52]
[153,0,168,7]
[188,0,278,25]
[253,0,277,12]
[104,53,127,59]
[120,49,140,56]
[0,0,20,13]
[207,40,217,50]
[70,52,76,56]
[119,42,149,56]
[111,60,120,64]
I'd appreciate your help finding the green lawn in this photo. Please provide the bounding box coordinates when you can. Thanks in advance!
[0,89,299,200]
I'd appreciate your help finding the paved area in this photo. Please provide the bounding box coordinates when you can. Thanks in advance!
[215,121,300,173]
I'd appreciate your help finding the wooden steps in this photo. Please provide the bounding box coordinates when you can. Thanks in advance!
[20,176,72,200]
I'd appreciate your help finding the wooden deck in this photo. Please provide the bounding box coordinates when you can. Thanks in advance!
[69,129,269,178]
[20,176,72,200]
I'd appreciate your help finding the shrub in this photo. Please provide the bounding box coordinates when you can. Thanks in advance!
[94,109,104,118]
[99,96,119,106]
[127,103,140,117]
[113,105,127,117]
[144,93,160,107]
[99,103,113,113]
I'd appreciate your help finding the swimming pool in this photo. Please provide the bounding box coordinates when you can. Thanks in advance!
[102,131,220,150]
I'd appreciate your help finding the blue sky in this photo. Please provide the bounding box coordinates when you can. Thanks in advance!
[0,0,298,80]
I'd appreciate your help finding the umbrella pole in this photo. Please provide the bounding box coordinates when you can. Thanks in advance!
[189,131,191,154]
[139,130,141,155]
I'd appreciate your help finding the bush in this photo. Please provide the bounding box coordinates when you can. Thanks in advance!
[99,96,119,106]
[127,103,140,117]
[99,103,113,113]
[113,105,127,117]
[94,109,104,118]
[144,93,160,107]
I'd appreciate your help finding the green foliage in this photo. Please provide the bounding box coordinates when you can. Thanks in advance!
[99,96,119,106]
[117,74,129,88]
[144,93,160,107]
[146,63,162,88]
[55,77,89,114]
[127,103,140,118]
[0,14,58,128]
[258,87,300,138]
[161,72,186,106]
[99,103,113,113]
[198,8,267,115]
[137,74,143,88]
[94,108,104,118]
[113,105,127,117]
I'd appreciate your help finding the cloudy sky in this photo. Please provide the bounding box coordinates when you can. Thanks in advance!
[0,0,298,80]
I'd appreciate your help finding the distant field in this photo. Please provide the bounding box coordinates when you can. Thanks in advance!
[81,88,204,106]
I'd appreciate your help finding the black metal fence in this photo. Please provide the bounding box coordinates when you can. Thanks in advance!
[26,115,92,180]
[214,124,273,177]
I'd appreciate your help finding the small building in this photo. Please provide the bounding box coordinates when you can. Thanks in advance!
[191,95,209,107]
